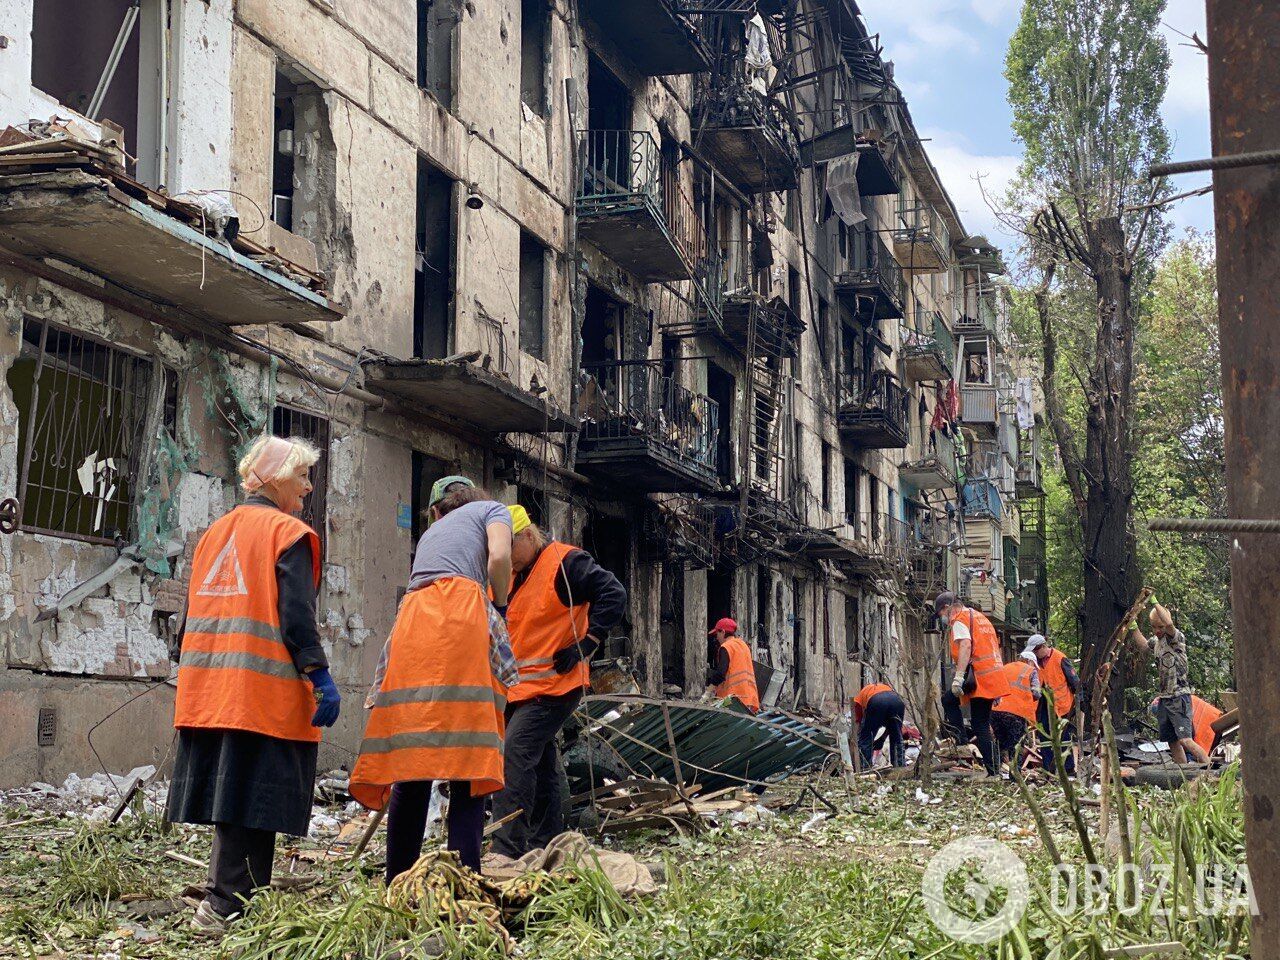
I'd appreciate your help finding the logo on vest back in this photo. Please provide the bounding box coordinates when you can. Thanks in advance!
[197,532,248,597]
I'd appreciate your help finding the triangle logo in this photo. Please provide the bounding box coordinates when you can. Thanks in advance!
[197,531,248,597]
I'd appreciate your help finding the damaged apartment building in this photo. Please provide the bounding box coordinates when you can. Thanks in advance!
[0,0,1047,787]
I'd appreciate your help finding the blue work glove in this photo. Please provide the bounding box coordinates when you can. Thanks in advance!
[306,667,341,728]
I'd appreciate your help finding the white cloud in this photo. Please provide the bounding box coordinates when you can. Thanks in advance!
[919,129,1022,246]
[969,0,1019,27]
[856,0,981,66]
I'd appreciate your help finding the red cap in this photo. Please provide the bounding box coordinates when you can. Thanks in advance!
[709,617,737,635]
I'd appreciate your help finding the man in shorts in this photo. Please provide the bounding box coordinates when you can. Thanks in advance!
[1128,604,1210,764]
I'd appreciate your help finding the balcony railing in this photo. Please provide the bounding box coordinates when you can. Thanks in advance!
[693,80,800,193]
[576,129,706,281]
[838,372,911,448]
[576,360,720,492]
[900,310,955,381]
[892,202,950,272]
[835,233,905,320]
[957,284,1000,337]
[900,430,958,491]
[961,384,998,425]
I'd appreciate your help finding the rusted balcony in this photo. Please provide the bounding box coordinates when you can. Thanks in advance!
[580,0,711,76]
[641,495,717,569]
[892,202,951,273]
[798,127,900,196]
[899,432,958,491]
[576,130,706,281]
[693,82,799,194]
[900,311,954,382]
[718,290,804,358]
[577,360,721,493]
[835,234,905,321]
[838,372,910,449]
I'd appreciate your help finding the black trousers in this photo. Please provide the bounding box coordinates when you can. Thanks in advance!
[858,691,906,767]
[490,689,583,859]
[1037,699,1076,774]
[991,711,1029,766]
[385,780,487,883]
[206,823,276,917]
[942,691,1000,775]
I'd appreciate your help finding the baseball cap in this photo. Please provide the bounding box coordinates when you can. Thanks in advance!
[708,617,738,635]
[428,475,474,509]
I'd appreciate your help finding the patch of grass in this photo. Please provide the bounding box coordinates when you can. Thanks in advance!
[53,822,160,907]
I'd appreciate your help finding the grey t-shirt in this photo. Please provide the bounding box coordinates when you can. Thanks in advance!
[408,500,511,592]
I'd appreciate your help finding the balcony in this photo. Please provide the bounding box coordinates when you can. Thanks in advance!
[1016,455,1044,498]
[961,479,1004,520]
[957,284,1001,340]
[694,82,800,194]
[580,0,711,76]
[838,372,910,449]
[642,495,717,569]
[900,311,955,382]
[959,573,1007,624]
[576,130,706,281]
[798,127,900,196]
[576,360,721,493]
[717,290,804,359]
[835,234,905,321]
[892,202,951,273]
[961,384,998,425]
[899,432,958,491]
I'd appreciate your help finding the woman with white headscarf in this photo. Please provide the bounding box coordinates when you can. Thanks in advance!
[167,435,339,934]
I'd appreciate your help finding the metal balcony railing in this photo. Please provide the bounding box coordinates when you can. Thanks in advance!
[901,310,955,366]
[843,233,905,313]
[579,360,719,473]
[958,286,999,333]
[839,371,911,438]
[576,129,706,272]
[893,201,950,255]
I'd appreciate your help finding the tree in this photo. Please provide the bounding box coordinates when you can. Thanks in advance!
[1003,0,1171,710]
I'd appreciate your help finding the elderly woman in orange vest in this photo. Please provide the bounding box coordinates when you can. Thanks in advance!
[350,485,513,882]
[1024,633,1079,774]
[489,505,627,858]
[168,435,339,934]
[708,617,761,713]
[990,653,1041,770]
[936,591,1012,776]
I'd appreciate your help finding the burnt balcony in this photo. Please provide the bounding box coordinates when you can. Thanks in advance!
[580,0,712,76]
[576,130,706,281]
[718,290,804,358]
[900,311,955,382]
[798,127,900,196]
[892,202,951,273]
[642,495,717,569]
[835,235,905,321]
[899,432,958,491]
[838,372,910,449]
[576,360,721,493]
[904,516,952,598]
[693,82,800,194]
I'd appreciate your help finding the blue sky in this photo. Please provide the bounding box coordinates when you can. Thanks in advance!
[855,0,1213,254]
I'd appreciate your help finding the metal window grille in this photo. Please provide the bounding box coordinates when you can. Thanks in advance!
[13,319,153,544]
[272,405,330,549]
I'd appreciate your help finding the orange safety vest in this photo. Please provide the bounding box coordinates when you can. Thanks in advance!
[1191,695,1223,757]
[174,505,321,743]
[507,542,592,705]
[1038,648,1075,717]
[350,576,507,810]
[853,683,893,723]
[715,635,760,714]
[949,606,1012,704]
[994,661,1039,724]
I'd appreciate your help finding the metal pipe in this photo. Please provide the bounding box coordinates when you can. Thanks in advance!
[1148,148,1280,179]
[1207,4,1280,955]
[1148,517,1280,534]
[88,2,142,120]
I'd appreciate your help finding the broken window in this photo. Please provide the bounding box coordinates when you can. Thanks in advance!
[518,230,547,361]
[520,0,549,117]
[411,451,453,548]
[271,69,298,230]
[272,405,330,549]
[418,0,457,107]
[416,159,456,359]
[845,593,860,657]
[844,456,860,531]
[821,443,832,509]
[31,0,167,186]
[9,319,153,543]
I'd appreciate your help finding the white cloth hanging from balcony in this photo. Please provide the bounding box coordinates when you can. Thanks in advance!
[826,154,865,227]
[1015,376,1035,430]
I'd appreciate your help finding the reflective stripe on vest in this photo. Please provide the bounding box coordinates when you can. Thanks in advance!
[506,542,592,705]
[173,505,321,744]
[715,636,760,713]
[995,661,1039,724]
[349,577,507,811]
[1039,648,1075,717]
[949,606,1012,702]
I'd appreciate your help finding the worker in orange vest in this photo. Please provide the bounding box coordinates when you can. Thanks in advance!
[350,483,514,883]
[168,435,338,934]
[1151,694,1223,759]
[1024,634,1079,774]
[489,505,627,858]
[936,591,1013,776]
[708,618,761,713]
[853,681,906,767]
[991,654,1041,770]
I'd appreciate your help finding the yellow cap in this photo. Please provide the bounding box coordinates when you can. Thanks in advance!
[508,504,531,535]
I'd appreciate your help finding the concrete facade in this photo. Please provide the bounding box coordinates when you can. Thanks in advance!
[0,0,1044,787]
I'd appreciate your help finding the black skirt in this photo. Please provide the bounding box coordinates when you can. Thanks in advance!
[166,729,317,837]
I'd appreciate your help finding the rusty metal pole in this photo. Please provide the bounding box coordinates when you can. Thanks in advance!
[1207,2,1280,951]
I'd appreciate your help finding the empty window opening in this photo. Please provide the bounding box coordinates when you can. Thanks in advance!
[755,566,770,649]
[581,284,627,401]
[821,443,832,509]
[418,0,457,107]
[792,577,807,698]
[843,456,860,531]
[415,159,456,359]
[816,296,830,371]
[272,69,298,230]
[272,405,330,550]
[520,0,549,117]
[582,507,631,658]
[845,593,860,658]
[707,563,734,637]
[410,451,453,549]
[9,319,154,543]
[518,230,547,361]
[660,562,686,691]
[587,55,631,132]
[706,362,735,483]
[31,0,166,186]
